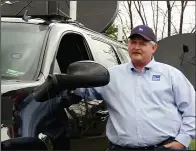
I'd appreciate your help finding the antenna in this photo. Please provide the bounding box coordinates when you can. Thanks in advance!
[3,1,118,33]
[57,3,59,15]
[15,1,32,16]
[22,10,30,22]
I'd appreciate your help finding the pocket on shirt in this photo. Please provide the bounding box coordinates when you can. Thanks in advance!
[148,81,173,102]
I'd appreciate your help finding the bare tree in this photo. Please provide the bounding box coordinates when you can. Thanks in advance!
[115,1,195,43]
[120,2,132,30]
[155,1,159,35]
[117,11,129,42]
[151,1,159,35]
[140,1,148,25]
[190,25,196,33]
[126,1,133,30]
[124,1,178,38]
[157,2,177,38]
[133,1,148,25]
[161,13,167,39]
[167,1,172,36]
[179,1,188,34]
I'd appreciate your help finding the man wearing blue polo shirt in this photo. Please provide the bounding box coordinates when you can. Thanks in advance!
[75,25,195,150]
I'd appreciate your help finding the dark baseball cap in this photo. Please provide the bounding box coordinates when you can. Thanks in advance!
[129,25,157,42]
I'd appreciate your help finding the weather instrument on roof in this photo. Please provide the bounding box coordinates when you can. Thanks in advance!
[154,33,195,90]
[1,1,118,33]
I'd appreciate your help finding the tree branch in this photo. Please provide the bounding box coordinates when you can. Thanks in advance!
[117,12,129,42]
[127,1,133,30]
[190,24,196,33]
[140,1,148,25]
[158,3,178,35]
[133,1,146,25]
[155,1,159,35]
[179,1,188,34]
[151,1,156,33]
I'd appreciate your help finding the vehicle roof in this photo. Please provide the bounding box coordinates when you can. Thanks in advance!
[2,17,46,24]
[1,16,128,49]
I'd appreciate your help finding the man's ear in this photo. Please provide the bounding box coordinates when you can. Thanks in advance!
[152,44,158,53]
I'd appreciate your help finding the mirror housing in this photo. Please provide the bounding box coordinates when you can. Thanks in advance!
[59,60,110,88]
[33,61,110,102]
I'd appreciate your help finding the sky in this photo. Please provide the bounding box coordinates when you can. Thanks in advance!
[114,1,196,40]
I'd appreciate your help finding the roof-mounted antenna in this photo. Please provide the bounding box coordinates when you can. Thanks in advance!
[22,10,31,22]
[15,0,32,16]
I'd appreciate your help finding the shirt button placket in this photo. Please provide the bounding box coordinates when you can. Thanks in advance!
[135,74,142,144]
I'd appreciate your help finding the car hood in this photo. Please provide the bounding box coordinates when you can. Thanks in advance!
[1,80,43,94]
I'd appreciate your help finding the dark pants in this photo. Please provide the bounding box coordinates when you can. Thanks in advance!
[107,137,188,151]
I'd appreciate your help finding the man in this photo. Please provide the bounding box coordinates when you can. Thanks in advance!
[75,25,195,150]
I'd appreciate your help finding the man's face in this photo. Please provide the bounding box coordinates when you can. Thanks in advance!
[128,35,157,64]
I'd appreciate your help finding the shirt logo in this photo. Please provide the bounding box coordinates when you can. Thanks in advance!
[152,75,160,81]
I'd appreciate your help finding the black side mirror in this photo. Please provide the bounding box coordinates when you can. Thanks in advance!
[33,61,110,102]
[60,60,110,88]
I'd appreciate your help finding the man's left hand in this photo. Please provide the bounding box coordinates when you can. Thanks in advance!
[164,141,185,149]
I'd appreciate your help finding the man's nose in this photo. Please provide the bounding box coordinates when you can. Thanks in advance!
[134,43,140,50]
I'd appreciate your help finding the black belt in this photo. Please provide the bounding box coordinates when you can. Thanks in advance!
[109,137,175,150]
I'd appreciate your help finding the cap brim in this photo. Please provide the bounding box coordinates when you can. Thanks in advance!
[129,33,151,41]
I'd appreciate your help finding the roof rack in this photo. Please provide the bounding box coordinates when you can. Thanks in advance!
[3,13,121,43]
[3,13,70,21]
[2,13,85,27]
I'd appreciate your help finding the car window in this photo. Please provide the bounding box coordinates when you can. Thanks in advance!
[1,22,48,80]
[117,47,130,63]
[91,39,121,68]
[53,59,61,74]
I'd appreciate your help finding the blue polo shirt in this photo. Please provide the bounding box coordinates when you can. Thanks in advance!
[76,58,195,148]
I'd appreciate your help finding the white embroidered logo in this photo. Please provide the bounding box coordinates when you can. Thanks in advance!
[139,28,144,31]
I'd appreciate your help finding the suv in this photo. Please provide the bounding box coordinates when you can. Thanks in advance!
[1,14,129,150]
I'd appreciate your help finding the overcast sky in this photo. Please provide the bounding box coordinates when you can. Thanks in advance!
[114,1,195,40]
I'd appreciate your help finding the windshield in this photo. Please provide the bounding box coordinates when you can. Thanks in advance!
[1,22,48,81]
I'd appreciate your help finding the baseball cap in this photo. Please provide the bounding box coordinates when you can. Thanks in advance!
[129,25,157,43]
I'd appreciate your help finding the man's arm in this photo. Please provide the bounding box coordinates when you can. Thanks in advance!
[172,70,195,148]
[59,87,104,108]
[74,87,104,101]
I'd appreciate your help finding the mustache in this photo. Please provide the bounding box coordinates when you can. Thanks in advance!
[132,51,141,54]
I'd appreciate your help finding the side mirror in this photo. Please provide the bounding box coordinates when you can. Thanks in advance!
[33,61,110,102]
[59,60,110,88]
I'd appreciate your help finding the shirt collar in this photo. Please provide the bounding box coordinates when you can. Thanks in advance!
[145,57,156,69]
[129,57,156,71]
